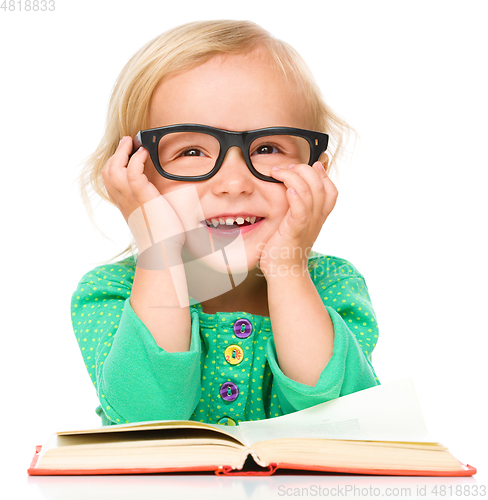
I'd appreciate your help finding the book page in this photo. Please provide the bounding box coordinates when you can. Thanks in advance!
[56,420,245,445]
[36,426,248,469]
[238,378,435,447]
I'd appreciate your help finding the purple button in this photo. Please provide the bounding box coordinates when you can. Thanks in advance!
[220,382,239,402]
[233,318,252,339]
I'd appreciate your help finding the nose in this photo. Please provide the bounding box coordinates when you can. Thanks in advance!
[210,146,255,195]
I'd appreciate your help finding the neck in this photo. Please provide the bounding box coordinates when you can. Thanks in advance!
[199,267,268,316]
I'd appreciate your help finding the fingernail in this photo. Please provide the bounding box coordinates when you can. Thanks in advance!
[288,164,296,169]
[313,161,323,170]
[272,166,280,171]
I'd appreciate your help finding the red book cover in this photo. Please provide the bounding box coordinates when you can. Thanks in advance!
[28,445,477,477]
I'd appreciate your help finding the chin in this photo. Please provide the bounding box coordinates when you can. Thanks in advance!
[180,235,251,288]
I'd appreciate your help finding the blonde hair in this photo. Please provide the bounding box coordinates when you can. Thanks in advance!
[79,20,356,262]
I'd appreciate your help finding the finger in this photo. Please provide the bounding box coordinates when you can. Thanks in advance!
[103,136,133,196]
[285,186,308,235]
[322,175,338,216]
[309,161,328,219]
[307,155,337,218]
[102,155,125,202]
[126,146,148,185]
[270,165,314,214]
[311,161,328,218]
[126,147,161,203]
[289,160,332,220]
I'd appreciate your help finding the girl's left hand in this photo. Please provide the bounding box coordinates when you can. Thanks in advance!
[258,159,338,279]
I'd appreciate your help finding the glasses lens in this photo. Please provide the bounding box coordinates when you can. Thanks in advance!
[158,132,220,177]
[249,135,311,177]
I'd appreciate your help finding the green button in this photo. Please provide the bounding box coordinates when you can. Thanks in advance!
[217,416,237,426]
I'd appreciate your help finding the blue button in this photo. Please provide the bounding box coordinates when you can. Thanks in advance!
[233,318,252,339]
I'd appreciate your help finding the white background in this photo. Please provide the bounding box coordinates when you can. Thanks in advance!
[1,1,487,498]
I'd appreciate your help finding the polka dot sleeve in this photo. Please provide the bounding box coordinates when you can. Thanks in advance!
[71,259,202,424]
[266,254,380,414]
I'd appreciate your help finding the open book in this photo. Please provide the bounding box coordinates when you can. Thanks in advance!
[28,379,475,476]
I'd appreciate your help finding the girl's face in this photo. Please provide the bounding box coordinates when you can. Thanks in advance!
[145,50,311,272]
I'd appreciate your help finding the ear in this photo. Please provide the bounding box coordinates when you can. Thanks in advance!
[320,153,330,174]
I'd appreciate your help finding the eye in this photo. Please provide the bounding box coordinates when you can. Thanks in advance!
[251,144,280,155]
[180,148,205,157]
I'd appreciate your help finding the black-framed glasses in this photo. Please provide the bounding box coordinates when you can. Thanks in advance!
[134,124,329,183]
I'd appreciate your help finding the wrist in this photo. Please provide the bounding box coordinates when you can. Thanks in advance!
[262,259,310,282]
[128,196,186,255]
[135,241,183,271]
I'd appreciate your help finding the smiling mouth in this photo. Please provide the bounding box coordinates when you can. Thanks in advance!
[201,216,265,229]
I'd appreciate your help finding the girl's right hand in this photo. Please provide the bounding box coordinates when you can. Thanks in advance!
[102,136,161,223]
[102,136,186,250]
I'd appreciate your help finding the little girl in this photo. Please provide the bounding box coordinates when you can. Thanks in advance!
[72,20,380,427]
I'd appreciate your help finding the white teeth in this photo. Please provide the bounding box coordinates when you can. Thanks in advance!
[204,216,262,227]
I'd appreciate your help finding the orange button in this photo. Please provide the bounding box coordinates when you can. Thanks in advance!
[224,345,244,365]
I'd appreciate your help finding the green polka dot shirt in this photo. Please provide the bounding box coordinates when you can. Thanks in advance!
[71,250,380,426]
